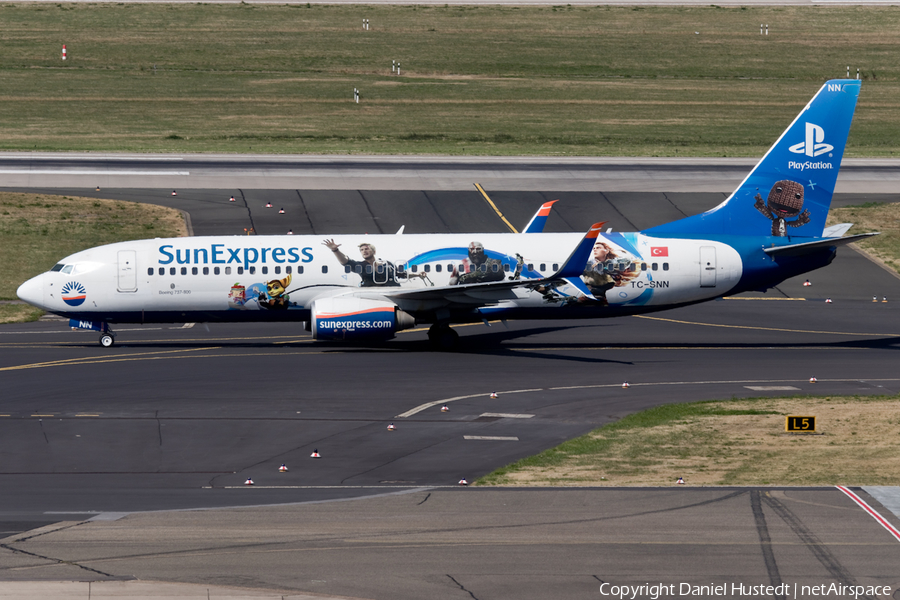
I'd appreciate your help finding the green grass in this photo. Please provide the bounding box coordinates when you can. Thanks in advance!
[0,192,185,303]
[1,4,899,155]
[478,395,900,486]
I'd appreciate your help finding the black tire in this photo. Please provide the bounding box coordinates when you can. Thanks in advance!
[427,324,459,351]
[99,334,115,348]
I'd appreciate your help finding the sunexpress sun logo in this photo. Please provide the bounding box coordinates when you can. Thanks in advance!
[789,122,834,158]
[61,281,87,306]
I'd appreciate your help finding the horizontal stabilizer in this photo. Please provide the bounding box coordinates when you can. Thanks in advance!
[763,232,878,257]
[822,223,852,238]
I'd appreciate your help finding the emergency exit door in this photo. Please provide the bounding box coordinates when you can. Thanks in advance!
[117,250,137,292]
[699,246,716,288]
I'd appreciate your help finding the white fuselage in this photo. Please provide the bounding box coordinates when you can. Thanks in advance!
[19,231,743,325]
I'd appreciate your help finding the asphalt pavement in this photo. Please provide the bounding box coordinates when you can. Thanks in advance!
[2,161,900,599]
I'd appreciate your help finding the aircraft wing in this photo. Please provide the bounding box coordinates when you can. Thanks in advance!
[381,222,605,306]
[763,232,879,258]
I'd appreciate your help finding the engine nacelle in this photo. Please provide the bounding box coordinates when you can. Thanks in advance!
[310,297,416,341]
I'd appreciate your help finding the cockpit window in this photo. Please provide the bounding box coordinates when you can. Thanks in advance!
[61,265,74,274]
[51,264,64,272]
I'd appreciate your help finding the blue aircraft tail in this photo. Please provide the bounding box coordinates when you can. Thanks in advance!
[644,80,861,239]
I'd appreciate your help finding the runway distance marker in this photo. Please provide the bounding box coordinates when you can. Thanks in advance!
[785,415,816,433]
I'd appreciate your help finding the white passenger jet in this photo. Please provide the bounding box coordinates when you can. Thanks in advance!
[17,80,873,348]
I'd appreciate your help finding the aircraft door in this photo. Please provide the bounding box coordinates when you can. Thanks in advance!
[700,246,716,287]
[117,250,137,292]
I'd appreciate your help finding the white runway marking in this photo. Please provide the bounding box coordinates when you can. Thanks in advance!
[479,413,534,419]
[836,485,900,543]
[744,386,800,391]
[0,169,189,175]
[464,435,519,441]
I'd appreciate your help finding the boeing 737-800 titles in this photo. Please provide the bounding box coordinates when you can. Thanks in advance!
[17,80,873,348]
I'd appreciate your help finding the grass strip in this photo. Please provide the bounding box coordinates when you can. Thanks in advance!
[0,192,186,322]
[0,4,899,155]
[478,395,900,487]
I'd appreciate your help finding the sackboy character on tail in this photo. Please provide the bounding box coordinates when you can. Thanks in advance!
[754,180,811,237]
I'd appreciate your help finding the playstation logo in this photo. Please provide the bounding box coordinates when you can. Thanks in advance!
[789,122,833,158]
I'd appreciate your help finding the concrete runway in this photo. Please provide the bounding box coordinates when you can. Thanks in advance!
[2,161,900,598]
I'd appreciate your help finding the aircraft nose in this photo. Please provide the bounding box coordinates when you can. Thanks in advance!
[17,274,44,308]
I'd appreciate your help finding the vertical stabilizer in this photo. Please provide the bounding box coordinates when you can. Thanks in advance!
[644,80,861,239]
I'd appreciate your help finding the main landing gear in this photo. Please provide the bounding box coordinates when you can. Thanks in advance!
[427,323,459,351]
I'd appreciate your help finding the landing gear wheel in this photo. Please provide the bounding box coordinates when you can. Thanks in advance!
[99,334,115,348]
[427,324,459,351]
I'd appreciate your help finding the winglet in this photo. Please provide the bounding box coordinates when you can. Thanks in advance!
[553,222,605,279]
[522,200,558,233]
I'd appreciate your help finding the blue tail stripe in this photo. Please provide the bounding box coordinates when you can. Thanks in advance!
[643,80,861,239]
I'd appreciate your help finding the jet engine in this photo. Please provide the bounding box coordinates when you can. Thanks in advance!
[310,296,416,341]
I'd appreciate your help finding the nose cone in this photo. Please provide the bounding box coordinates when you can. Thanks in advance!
[17,274,44,308]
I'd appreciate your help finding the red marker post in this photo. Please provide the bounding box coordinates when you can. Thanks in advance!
[62,45,67,61]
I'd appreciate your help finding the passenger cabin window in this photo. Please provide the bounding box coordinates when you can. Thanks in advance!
[552,264,559,271]
[275,266,281,274]
[288,266,294,274]
[641,263,647,271]
[148,268,154,275]
[170,267,176,276]
[527,264,534,271]
[540,264,546,271]
[663,263,669,271]
[345,265,352,274]
[322,265,328,274]
[424,264,431,273]
[181,267,187,275]
[214,267,220,275]
[237,267,244,275]
[203,267,209,275]
[248,266,255,275]
[435,264,442,273]
[192,267,198,275]
[652,263,658,271]
[261,266,268,275]
[503,264,510,272]
[225,267,231,275]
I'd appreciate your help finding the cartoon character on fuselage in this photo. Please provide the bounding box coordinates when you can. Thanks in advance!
[258,275,292,310]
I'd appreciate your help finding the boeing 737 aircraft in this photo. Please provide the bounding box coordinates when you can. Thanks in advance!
[17,80,873,349]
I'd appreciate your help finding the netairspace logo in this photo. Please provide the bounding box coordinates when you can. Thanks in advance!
[789,122,834,158]
[598,582,893,600]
